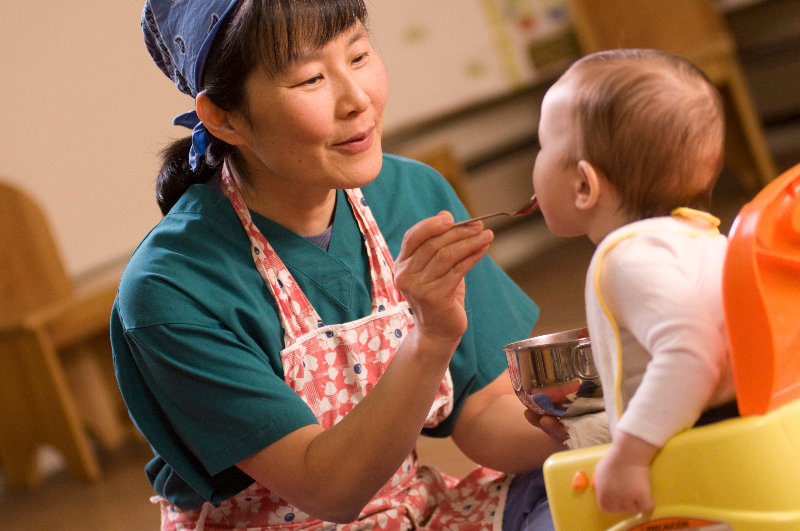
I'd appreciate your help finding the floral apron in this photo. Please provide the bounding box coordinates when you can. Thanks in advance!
[156,171,511,531]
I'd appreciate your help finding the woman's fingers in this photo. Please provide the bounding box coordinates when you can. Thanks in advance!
[524,409,569,449]
[397,212,492,284]
[396,228,492,314]
[398,213,484,267]
[396,212,454,264]
[394,212,493,342]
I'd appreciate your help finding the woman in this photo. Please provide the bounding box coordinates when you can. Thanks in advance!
[112,1,559,529]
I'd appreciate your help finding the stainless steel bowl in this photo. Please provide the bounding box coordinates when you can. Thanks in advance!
[504,328,601,417]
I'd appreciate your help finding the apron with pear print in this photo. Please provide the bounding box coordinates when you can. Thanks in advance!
[155,169,512,531]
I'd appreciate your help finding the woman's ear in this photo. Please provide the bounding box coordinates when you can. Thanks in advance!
[195,93,246,146]
[575,160,601,211]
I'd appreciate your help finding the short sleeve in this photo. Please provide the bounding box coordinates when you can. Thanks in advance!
[121,321,318,473]
[113,300,319,506]
[111,186,320,506]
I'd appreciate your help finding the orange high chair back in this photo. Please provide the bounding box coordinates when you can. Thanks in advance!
[724,164,800,415]
[542,164,800,531]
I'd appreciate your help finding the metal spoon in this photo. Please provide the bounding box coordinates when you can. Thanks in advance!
[454,194,538,227]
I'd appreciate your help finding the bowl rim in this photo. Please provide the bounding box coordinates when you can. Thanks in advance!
[503,327,589,351]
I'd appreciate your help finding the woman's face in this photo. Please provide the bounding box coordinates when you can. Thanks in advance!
[233,22,388,195]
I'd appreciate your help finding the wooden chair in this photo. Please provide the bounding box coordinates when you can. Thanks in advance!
[0,180,128,489]
[568,0,778,190]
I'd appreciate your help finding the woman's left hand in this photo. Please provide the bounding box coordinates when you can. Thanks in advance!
[524,409,570,450]
[451,371,565,473]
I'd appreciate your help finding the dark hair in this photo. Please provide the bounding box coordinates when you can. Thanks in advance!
[156,0,369,215]
[563,49,725,219]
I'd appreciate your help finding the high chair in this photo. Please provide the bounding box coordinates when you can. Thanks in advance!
[542,163,800,530]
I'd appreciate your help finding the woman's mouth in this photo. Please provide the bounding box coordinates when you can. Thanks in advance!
[334,127,375,153]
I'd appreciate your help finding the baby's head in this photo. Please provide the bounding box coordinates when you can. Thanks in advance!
[534,49,725,231]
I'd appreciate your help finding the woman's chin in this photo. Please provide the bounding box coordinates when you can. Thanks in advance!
[342,148,384,189]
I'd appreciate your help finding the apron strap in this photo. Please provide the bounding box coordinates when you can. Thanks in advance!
[220,168,320,344]
[345,188,405,308]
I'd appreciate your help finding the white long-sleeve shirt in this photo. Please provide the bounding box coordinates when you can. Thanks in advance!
[584,210,737,447]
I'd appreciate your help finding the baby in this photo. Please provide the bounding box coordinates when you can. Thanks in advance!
[532,49,738,514]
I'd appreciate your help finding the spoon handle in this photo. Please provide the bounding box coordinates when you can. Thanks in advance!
[453,195,538,227]
[453,211,515,227]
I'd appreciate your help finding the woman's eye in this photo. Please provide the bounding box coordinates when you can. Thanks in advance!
[298,75,323,87]
[352,52,368,65]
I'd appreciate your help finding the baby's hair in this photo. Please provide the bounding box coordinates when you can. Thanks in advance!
[563,49,725,219]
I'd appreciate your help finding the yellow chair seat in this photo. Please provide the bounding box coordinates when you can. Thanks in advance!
[544,397,800,530]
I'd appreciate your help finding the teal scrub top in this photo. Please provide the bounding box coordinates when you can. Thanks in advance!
[111,154,539,509]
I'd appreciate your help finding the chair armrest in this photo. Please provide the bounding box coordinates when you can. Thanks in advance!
[544,399,800,531]
[543,444,623,531]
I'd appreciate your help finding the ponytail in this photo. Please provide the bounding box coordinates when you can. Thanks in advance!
[155,134,235,215]
[156,137,211,215]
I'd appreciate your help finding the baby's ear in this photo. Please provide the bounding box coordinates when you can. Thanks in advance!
[575,160,602,211]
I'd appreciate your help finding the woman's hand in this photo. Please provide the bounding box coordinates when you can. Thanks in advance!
[451,371,564,473]
[523,409,569,451]
[394,212,493,349]
[593,430,658,514]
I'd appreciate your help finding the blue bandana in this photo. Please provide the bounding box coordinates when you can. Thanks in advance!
[142,0,240,170]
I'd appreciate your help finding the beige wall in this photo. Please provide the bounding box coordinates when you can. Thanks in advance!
[2,0,571,280]
[1,1,545,280]
[1,2,189,278]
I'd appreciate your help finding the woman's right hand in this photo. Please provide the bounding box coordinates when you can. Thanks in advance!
[393,211,493,350]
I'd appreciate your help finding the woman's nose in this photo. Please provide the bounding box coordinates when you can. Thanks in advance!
[336,75,370,117]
